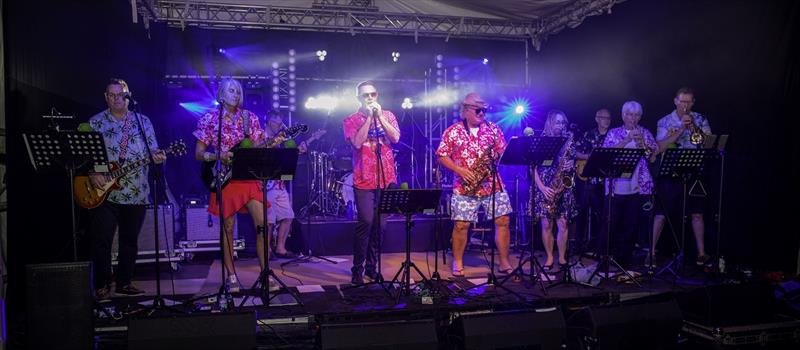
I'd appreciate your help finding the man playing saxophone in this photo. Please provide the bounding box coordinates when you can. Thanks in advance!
[436,92,513,277]
[652,87,713,267]
[532,110,579,271]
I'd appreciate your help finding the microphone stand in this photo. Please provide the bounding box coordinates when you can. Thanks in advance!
[213,102,233,311]
[128,98,179,313]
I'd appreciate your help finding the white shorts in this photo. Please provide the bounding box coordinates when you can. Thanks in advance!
[266,187,295,224]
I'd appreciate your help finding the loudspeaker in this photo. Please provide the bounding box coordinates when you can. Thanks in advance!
[128,311,256,350]
[185,205,237,241]
[26,262,94,350]
[677,282,776,326]
[568,298,682,350]
[318,319,438,349]
[451,309,566,350]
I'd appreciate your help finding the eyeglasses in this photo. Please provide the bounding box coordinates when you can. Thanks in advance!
[360,92,377,98]
[105,92,126,100]
[464,104,487,114]
[595,115,611,120]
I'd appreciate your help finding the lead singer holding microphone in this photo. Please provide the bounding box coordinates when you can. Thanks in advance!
[436,92,513,277]
[342,81,400,285]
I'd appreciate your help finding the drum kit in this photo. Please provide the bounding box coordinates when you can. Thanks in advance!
[298,149,357,218]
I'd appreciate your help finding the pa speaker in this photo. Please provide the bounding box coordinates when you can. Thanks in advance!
[128,311,256,350]
[677,282,776,326]
[568,297,682,350]
[318,319,438,349]
[451,309,566,350]
[26,262,94,350]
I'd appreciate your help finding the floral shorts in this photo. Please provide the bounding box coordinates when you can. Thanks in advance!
[450,191,513,222]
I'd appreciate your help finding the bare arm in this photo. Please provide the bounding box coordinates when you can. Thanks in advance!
[194,140,233,165]
[378,115,400,144]
[350,118,372,149]
[438,156,476,184]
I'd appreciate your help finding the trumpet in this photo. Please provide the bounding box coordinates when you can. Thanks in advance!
[681,108,705,146]
[629,128,652,157]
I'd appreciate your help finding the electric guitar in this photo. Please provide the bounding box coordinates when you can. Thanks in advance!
[73,140,187,209]
[200,124,308,192]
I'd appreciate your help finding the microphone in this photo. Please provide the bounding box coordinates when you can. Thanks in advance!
[523,127,535,136]
[569,122,579,131]
[123,92,138,105]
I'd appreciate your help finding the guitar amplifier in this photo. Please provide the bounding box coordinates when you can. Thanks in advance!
[112,204,179,263]
[184,205,238,241]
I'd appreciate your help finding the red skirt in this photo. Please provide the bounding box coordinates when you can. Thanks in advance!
[208,180,269,219]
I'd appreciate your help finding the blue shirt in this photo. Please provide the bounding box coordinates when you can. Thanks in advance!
[89,110,159,205]
[656,110,712,149]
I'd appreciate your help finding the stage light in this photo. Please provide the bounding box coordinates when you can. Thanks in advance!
[305,95,339,112]
[218,48,226,54]
[482,58,489,65]
[401,98,413,109]
[421,89,457,107]
[316,50,327,61]
[514,104,525,115]
[391,51,400,62]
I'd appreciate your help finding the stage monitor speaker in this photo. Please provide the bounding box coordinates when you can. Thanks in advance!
[128,311,256,350]
[568,297,682,350]
[451,309,566,350]
[676,282,777,326]
[318,319,438,350]
[26,262,94,350]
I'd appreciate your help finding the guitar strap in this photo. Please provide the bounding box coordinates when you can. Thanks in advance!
[117,112,133,164]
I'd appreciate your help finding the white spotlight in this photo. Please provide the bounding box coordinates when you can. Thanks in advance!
[305,95,339,112]
[391,51,400,63]
[316,50,327,61]
[401,97,413,110]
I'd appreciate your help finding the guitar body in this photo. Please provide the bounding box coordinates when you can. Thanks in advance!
[73,162,123,209]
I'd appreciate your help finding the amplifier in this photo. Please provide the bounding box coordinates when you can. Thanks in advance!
[184,206,238,241]
[112,204,178,263]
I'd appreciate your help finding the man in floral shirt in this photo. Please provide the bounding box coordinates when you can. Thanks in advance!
[342,81,400,285]
[436,92,513,277]
[600,101,658,269]
[574,108,612,254]
[652,87,713,266]
[89,78,166,298]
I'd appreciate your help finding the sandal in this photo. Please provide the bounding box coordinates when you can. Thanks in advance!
[497,267,514,275]
[542,264,554,272]
[451,266,465,277]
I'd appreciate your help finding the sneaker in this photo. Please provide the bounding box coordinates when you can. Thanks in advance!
[227,274,241,293]
[696,254,712,266]
[114,284,145,296]
[95,285,112,302]
[350,273,364,285]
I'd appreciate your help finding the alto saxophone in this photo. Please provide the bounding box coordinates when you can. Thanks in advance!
[461,151,494,195]
[543,132,575,215]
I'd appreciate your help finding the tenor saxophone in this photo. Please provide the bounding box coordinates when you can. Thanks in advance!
[461,151,494,195]
[543,132,575,215]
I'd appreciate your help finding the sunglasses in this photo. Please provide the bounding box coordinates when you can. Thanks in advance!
[464,104,487,114]
[360,92,378,98]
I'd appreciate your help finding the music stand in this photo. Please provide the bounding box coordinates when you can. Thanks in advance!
[496,136,566,293]
[23,131,109,260]
[382,189,442,302]
[231,148,304,307]
[655,148,715,280]
[583,147,645,286]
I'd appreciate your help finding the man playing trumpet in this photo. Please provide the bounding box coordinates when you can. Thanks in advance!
[652,87,713,267]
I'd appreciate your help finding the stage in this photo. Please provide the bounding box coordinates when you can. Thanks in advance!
[88,248,769,349]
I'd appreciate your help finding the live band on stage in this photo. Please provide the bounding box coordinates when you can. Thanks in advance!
[65,78,727,300]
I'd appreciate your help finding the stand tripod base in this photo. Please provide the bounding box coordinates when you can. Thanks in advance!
[500,252,550,295]
[588,255,643,288]
[239,268,303,307]
[546,262,599,290]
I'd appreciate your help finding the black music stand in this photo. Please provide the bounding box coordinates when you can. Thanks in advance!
[382,189,442,302]
[23,131,109,261]
[584,147,645,286]
[655,148,714,280]
[497,136,566,293]
[231,148,304,307]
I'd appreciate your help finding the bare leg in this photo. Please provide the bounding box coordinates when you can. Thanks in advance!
[222,216,237,275]
[556,216,569,265]
[246,200,266,270]
[541,218,554,267]
[652,214,666,255]
[451,221,470,271]
[275,219,293,254]
[691,213,706,256]
[494,215,512,270]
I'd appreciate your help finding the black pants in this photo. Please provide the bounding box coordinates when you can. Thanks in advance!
[598,193,643,267]
[352,188,388,276]
[89,201,146,289]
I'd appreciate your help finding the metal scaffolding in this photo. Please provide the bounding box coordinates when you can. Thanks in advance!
[137,0,624,47]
